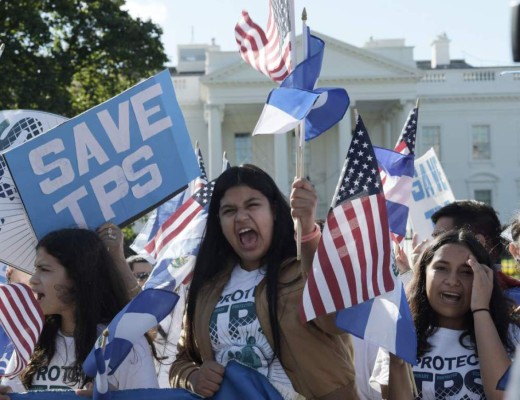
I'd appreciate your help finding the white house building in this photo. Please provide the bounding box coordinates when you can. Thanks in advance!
[170,33,520,224]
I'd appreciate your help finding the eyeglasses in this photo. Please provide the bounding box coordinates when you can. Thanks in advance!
[134,272,150,281]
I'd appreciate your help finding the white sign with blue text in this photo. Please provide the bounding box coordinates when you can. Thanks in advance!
[409,148,455,242]
[4,69,200,240]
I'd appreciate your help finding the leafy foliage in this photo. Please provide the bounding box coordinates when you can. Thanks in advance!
[0,0,168,117]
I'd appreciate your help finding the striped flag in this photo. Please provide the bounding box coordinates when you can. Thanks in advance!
[301,113,395,321]
[131,144,208,259]
[377,105,418,244]
[83,289,178,378]
[375,147,414,244]
[234,0,293,83]
[143,181,214,261]
[394,106,418,155]
[0,283,44,378]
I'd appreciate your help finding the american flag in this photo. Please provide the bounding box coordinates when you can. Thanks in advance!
[234,0,293,83]
[144,181,215,261]
[0,283,44,378]
[394,106,418,155]
[301,113,395,321]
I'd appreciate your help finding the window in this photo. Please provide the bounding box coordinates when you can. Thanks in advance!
[421,126,441,158]
[234,133,252,165]
[474,189,492,206]
[472,125,491,160]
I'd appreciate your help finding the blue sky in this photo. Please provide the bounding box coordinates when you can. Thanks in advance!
[124,0,517,68]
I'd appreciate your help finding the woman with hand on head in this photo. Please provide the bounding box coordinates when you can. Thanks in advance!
[387,230,520,400]
[170,164,358,400]
[0,227,158,399]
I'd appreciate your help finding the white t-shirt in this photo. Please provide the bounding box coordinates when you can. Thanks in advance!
[154,284,187,388]
[2,330,158,392]
[352,336,383,400]
[210,264,297,400]
[371,326,520,400]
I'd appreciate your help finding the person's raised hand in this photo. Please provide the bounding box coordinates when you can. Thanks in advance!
[467,255,493,311]
[290,178,318,236]
[97,222,124,255]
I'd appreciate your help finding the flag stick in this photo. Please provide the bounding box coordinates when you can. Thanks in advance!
[100,328,109,351]
[0,43,5,59]
[294,7,308,261]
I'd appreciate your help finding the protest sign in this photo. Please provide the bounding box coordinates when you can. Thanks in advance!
[0,110,68,273]
[409,148,455,242]
[3,70,200,273]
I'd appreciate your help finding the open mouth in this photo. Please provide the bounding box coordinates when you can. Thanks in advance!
[440,292,461,303]
[238,228,258,248]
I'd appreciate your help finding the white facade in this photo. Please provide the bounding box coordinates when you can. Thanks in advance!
[171,33,520,223]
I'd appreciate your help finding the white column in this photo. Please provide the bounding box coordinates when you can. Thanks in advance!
[338,108,352,162]
[204,104,224,180]
[274,135,289,195]
[383,119,392,149]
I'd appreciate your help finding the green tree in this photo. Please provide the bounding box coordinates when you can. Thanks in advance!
[0,0,168,117]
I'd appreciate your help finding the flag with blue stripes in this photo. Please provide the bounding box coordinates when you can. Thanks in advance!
[336,278,417,364]
[374,147,414,243]
[14,360,283,399]
[93,345,110,400]
[253,28,349,140]
[83,289,179,382]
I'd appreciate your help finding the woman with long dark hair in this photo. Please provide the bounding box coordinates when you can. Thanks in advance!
[0,226,158,396]
[170,164,358,399]
[388,230,519,399]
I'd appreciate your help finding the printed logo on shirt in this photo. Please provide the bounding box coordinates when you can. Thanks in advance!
[414,354,484,399]
[30,364,84,391]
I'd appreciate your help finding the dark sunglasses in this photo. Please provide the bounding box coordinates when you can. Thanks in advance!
[134,272,150,281]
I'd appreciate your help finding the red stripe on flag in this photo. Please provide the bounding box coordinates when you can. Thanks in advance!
[344,201,368,304]
[315,221,344,311]
[330,204,358,306]
[377,193,395,291]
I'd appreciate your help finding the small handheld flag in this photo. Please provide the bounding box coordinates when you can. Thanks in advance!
[301,112,394,321]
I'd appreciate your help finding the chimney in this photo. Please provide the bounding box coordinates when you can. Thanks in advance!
[431,33,450,68]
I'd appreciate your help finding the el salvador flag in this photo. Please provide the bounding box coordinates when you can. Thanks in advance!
[374,147,415,243]
[11,360,282,400]
[336,279,417,365]
[253,88,320,135]
[253,28,349,140]
[94,345,110,400]
[282,28,349,141]
[83,289,179,379]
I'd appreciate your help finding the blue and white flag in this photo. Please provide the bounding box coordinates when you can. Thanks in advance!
[83,289,179,380]
[253,87,320,135]
[253,28,349,140]
[281,28,349,141]
[374,147,414,244]
[93,345,110,400]
[12,360,283,400]
[336,279,417,364]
